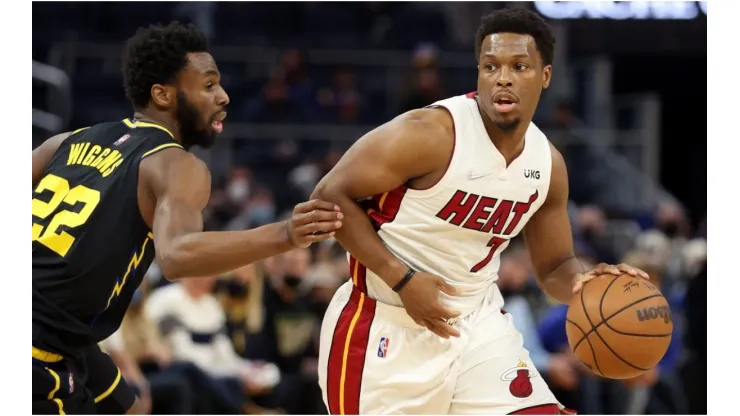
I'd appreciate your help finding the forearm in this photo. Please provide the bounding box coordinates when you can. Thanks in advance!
[312,187,407,287]
[158,222,293,280]
[538,256,585,305]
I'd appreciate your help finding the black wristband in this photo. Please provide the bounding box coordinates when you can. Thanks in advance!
[392,268,416,293]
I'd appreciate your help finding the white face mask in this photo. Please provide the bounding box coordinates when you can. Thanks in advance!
[227,179,250,202]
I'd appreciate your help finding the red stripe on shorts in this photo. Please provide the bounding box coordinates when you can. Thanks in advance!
[326,287,376,414]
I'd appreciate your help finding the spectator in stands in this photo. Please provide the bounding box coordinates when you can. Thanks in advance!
[246,250,325,414]
[637,200,693,286]
[574,205,618,265]
[145,277,282,414]
[225,186,278,231]
[281,49,314,107]
[316,67,363,124]
[247,67,303,123]
[205,166,254,231]
[214,263,263,358]
[398,43,448,113]
[127,281,269,414]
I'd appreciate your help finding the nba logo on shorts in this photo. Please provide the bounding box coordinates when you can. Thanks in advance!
[68,373,75,393]
[377,337,389,358]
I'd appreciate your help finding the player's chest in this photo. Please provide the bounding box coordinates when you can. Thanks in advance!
[412,167,546,240]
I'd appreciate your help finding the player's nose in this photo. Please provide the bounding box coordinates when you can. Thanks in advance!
[496,67,513,88]
[217,87,230,107]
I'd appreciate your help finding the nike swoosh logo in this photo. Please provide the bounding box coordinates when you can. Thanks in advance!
[467,172,492,180]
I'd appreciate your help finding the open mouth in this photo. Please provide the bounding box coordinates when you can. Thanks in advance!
[211,111,227,134]
[493,93,518,114]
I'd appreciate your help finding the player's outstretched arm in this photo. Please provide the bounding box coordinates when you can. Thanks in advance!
[312,109,462,338]
[140,149,342,280]
[32,131,72,186]
[524,144,650,304]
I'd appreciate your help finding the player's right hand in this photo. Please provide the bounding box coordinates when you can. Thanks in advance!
[286,199,343,248]
[397,271,462,339]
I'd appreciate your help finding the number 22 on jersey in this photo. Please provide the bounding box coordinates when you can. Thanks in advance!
[32,173,101,257]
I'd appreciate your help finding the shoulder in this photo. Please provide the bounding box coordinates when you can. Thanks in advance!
[139,146,210,195]
[394,107,455,141]
[361,107,455,161]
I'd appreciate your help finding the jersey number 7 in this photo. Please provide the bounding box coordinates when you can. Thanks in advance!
[32,173,101,257]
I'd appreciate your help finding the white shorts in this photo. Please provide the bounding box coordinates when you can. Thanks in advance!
[318,281,565,415]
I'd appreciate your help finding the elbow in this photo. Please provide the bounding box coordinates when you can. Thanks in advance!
[157,250,187,282]
[311,179,341,203]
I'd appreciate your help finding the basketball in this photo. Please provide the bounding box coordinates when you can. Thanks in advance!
[566,274,673,379]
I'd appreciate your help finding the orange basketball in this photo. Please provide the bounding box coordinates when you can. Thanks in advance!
[566,273,673,379]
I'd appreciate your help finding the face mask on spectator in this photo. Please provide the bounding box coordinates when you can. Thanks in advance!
[227,280,249,297]
[660,222,680,239]
[284,275,302,289]
[227,179,250,202]
[249,203,276,225]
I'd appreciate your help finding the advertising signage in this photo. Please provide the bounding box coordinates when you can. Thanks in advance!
[529,2,707,55]
[534,1,707,20]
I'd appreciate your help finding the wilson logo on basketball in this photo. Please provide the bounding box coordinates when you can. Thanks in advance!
[636,305,672,324]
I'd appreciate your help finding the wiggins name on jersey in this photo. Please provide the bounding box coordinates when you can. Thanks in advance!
[32,119,182,355]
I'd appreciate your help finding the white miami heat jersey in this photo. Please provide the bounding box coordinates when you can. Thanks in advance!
[350,93,553,316]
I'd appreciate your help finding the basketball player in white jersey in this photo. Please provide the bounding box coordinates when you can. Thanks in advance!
[312,8,648,415]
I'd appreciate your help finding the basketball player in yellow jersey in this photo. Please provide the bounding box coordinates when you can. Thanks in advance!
[32,22,342,414]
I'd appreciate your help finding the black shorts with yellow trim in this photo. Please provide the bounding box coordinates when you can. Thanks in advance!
[32,344,136,415]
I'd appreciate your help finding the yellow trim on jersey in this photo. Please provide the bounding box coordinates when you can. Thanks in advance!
[33,346,63,363]
[103,232,154,310]
[122,118,174,138]
[94,367,122,403]
[71,126,90,135]
[141,142,184,159]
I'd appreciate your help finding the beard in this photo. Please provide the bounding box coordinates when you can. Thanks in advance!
[494,117,522,133]
[176,90,217,150]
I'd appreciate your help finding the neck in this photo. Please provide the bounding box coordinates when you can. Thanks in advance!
[475,98,528,166]
[133,109,182,144]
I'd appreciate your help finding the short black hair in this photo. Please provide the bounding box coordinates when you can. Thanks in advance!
[474,8,556,67]
[122,21,209,109]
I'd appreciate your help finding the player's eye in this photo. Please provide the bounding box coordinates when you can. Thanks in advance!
[206,83,215,92]
[515,63,529,71]
[484,63,497,71]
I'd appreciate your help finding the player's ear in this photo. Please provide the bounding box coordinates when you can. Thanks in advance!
[150,84,174,108]
[542,65,552,89]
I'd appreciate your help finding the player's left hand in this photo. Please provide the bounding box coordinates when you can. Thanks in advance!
[572,263,650,294]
